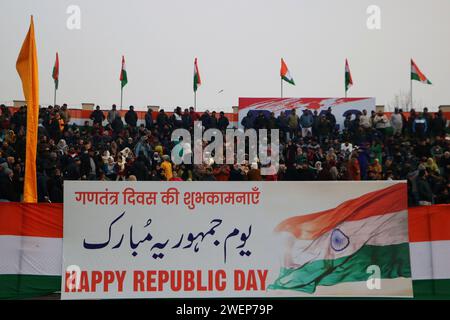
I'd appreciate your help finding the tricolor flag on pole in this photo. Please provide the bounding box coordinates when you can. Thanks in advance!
[280,58,295,85]
[410,59,431,111]
[193,57,201,109]
[16,16,39,203]
[411,59,432,84]
[52,52,59,90]
[269,183,411,294]
[345,59,353,97]
[52,52,59,105]
[120,55,127,109]
[120,55,128,88]
[193,57,201,92]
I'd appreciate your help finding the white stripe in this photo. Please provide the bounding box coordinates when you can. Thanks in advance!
[279,210,408,269]
[411,64,428,83]
[284,70,293,82]
[410,240,450,280]
[0,235,62,276]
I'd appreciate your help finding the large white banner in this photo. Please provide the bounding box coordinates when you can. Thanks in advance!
[62,181,412,299]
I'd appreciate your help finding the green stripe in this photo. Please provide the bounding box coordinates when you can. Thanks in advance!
[412,279,450,299]
[282,76,295,85]
[52,66,58,90]
[411,72,431,84]
[345,71,352,91]
[194,73,200,92]
[0,275,61,300]
[121,70,128,88]
[269,243,411,294]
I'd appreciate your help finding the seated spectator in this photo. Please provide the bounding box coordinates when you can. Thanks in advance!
[417,170,434,205]
[368,158,383,180]
[103,156,118,181]
[160,155,173,181]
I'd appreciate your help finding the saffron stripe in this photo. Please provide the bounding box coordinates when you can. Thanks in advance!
[0,203,63,238]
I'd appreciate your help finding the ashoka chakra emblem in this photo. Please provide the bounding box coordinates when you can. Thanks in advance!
[330,228,350,252]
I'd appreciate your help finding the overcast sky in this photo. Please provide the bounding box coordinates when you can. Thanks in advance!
[1,0,450,112]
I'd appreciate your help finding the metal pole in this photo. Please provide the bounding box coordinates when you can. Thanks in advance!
[410,77,413,112]
[120,86,123,111]
[54,85,56,106]
[194,91,196,110]
[281,78,283,98]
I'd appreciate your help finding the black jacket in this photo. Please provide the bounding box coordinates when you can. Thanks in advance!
[125,110,138,127]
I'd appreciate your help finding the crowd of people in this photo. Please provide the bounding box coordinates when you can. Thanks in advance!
[0,103,448,206]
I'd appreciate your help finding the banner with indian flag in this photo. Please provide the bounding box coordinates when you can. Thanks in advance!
[270,183,411,294]
[2,182,450,299]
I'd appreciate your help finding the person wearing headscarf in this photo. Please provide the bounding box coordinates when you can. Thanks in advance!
[368,158,383,180]
[160,155,173,181]
[425,157,440,175]
[56,139,68,155]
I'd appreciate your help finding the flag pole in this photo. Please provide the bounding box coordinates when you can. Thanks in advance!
[410,76,413,112]
[120,86,123,111]
[281,78,283,98]
[54,84,57,106]
[194,91,196,111]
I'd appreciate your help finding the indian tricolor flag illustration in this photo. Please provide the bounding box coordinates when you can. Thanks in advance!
[0,203,62,299]
[411,59,432,84]
[269,183,412,294]
[52,52,59,90]
[409,205,450,298]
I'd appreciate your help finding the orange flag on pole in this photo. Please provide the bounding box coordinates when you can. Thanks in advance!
[16,16,40,203]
